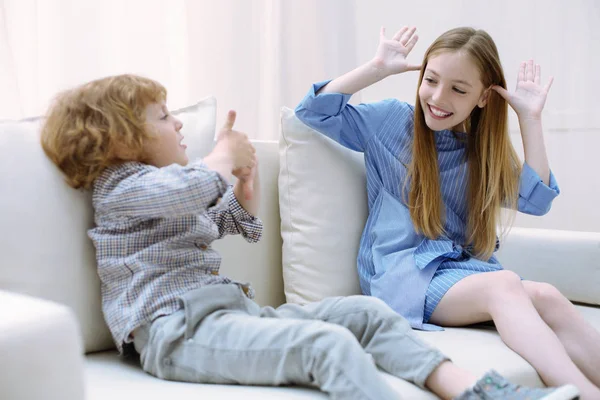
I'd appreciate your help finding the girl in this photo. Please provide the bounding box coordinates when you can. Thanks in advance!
[296,26,600,399]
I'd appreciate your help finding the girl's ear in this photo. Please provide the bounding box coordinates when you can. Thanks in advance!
[477,87,491,108]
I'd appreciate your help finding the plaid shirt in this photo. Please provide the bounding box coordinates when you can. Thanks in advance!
[88,160,263,353]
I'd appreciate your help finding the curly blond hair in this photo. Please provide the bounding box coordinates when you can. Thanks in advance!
[41,74,167,189]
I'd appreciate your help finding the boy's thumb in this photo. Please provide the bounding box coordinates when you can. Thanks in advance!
[222,110,236,131]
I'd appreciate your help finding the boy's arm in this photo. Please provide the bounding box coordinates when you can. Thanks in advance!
[206,188,263,243]
[98,161,228,220]
[207,163,262,242]
[233,163,260,217]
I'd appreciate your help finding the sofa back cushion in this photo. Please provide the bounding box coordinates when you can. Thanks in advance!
[0,97,217,352]
[279,107,365,304]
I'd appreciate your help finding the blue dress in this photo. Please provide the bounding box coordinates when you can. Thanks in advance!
[296,81,560,330]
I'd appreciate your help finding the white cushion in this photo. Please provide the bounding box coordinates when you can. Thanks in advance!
[172,97,218,160]
[0,290,85,400]
[0,96,217,353]
[279,107,365,304]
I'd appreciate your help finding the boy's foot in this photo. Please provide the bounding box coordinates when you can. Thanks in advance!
[454,370,580,400]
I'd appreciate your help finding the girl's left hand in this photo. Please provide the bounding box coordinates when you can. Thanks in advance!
[491,59,554,121]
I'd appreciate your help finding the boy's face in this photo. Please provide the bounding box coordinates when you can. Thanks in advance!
[143,102,188,167]
[418,51,488,132]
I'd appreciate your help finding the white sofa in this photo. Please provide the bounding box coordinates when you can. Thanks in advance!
[1,103,599,400]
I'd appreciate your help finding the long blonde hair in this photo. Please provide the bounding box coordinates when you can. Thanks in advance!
[41,74,166,189]
[407,27,520,259]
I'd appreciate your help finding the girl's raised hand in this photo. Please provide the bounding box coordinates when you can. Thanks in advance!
[491,60,554,120]
[372,26,421,76]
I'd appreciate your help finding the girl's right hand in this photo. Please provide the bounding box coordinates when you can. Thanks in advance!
[371,26,421,77]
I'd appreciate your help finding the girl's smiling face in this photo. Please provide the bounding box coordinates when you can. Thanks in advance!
[418,50,489,132]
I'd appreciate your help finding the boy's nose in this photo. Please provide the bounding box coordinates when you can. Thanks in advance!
[175,118,183,131]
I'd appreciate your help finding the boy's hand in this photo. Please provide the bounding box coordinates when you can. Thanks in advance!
[233,156,257,201]
[214,110,256,170]
[204,110,255,182]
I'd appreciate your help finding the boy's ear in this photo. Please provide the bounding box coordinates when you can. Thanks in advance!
[113,143,139,161]
[477,88,491,108]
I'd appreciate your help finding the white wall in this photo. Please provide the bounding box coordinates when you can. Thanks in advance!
[282,0,599,233]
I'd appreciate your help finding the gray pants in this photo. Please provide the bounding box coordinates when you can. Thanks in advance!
[133,284,448,400]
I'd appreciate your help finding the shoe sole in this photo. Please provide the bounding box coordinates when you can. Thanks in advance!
[540,384,580,400]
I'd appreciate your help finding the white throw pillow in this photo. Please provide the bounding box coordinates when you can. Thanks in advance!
[172,97,217,159]
[279,107,367,304]
[0,96,217,353]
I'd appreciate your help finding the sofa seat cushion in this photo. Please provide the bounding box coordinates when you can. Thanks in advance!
[85,351,434,399]
[416,305,600,388]
[84,305,600,399]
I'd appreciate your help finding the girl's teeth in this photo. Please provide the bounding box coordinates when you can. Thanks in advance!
[430,106,451,117]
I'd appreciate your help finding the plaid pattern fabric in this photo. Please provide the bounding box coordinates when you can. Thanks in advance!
[88,160,263,353]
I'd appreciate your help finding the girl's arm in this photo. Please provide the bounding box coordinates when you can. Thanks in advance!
[295,26,421,153]
[319,26,421,95]
[492,60,554,185]
[519,117,550,185]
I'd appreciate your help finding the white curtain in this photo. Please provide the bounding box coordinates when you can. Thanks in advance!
[1,0,598,230]
[0,0,362,141]
[1,0,599,136]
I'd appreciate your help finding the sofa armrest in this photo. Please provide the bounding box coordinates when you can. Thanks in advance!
[0,290,85,400]
[497,227,600,306]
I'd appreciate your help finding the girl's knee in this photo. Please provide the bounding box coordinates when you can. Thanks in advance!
[527,282,569,311]
[525,282,576,329]
[489,270,524,294]
[485,270,528,307]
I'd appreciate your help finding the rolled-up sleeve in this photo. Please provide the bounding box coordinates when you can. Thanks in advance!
[207,187,263,242]
[517,162,560,216]
[295,80,397,153]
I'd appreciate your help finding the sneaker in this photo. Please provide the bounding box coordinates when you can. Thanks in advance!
[454,370,580,400]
